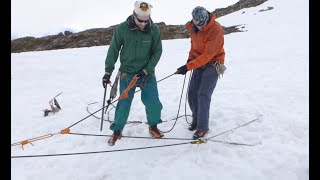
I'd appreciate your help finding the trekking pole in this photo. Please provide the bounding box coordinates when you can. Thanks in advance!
[100,86,107,131]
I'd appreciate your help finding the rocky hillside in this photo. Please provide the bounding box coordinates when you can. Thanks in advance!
[11,0,270,53]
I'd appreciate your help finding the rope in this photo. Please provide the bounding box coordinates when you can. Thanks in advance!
[11,128,71,150]
[67,73,176,128]
[11,125,259,159]
[11,133,58,150]
[11,116,260,151]
[11,71,261,158]
[208,139,258,146]
[11,72,179,149]
[161,73,187,133]
[70,132,193,140]
[206,115,262,140]
[69,132,259,146]
[86,101,192,124]
[86,101,141,124]
[161,115,193,123]
[11,117,261,158]
[11,141,194,158]
[11,139,256,159]
[133,73,176,94]
[184,70,193,124]
[84,73,181,128]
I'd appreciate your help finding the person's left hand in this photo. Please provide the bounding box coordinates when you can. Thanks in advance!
[176,65,188,75]
[137,70,147,78]
[187,59,193,63]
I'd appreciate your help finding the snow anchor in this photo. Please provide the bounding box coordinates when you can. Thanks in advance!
[11,134,55,150]
[11,128,71,150]
[191,139,207,145]
[43,92,63,117]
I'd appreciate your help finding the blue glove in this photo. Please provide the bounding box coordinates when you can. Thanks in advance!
[176,65,188,75]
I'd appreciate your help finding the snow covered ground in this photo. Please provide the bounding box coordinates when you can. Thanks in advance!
[11,0,309,179]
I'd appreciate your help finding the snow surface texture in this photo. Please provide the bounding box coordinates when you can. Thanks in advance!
[11,0,309,179]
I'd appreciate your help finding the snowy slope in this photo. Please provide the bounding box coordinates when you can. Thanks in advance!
[11,0,309,180]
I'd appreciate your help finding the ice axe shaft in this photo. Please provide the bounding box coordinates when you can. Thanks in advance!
[49,92,63,103]
[100,86,107,131]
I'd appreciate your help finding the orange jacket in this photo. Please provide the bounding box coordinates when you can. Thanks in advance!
[186,14,225,71]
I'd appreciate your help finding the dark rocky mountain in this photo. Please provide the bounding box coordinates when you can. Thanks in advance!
[11,0,270,53]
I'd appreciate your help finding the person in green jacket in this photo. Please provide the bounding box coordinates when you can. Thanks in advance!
[102,1,164,146]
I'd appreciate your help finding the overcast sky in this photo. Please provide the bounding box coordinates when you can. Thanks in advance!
[11,0,239,39]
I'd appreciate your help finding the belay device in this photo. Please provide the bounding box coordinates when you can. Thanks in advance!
[43,92,62,117]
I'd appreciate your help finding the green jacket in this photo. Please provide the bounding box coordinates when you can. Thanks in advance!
[105,15,162,75]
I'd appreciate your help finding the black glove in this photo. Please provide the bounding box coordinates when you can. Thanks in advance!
[102,74,111,88]
[176,65,188,75]
[137,70,147,78]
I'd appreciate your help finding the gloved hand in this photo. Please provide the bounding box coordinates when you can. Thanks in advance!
[176,65,188,75]
[137,70,147,78]
[102,74,111,88]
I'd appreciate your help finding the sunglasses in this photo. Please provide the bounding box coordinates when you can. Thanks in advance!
[134,12,149,24]
[136,16,149,24]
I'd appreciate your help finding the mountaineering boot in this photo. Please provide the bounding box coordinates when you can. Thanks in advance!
[108,130,122,146]
[193,130,208,140]
[149,125,164,138]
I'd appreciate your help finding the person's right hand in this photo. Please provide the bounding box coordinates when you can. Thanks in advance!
[176,65,188,75]
[102,74,111,88]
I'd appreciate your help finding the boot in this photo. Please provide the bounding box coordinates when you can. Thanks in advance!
[193,130,208,140]
[108,130,122,146]
[149,125,164,138]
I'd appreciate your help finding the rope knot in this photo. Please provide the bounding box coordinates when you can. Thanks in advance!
[61,128,71,134]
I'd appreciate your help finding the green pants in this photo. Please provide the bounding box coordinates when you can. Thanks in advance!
[110,72,163,131]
